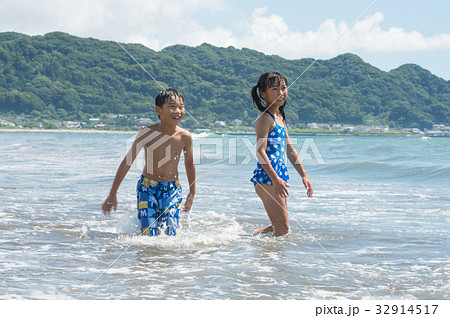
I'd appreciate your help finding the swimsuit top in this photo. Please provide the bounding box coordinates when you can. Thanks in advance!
[264,112,286,163]
[251,112,289,185]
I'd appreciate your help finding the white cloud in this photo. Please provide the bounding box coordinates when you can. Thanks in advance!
[1,1,449,59]
[235,9,450,59]
[0,0,228,49]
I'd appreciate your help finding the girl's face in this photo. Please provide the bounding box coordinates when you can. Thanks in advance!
[259,80,287,108]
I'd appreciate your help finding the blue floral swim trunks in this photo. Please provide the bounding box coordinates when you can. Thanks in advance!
[136,175,182,236]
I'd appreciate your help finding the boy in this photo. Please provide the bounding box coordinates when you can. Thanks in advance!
[102,88,196,236]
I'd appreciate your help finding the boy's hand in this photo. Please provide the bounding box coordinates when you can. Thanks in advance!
[182,193,194,212]
[102,194,117,216]
[302,177,313,197]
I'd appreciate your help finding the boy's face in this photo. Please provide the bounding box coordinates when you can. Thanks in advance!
[155,96,185,125]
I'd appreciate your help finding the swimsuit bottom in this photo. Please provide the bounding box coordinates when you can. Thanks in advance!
[136,175,182,236]
[250,158,289,186]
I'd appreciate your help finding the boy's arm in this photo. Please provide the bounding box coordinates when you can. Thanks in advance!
[285,131,313,197]
[182,132,196,212]
[102,158,131,216]
[102,128,147,215]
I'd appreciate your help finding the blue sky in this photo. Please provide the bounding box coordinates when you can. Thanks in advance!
[1,0,449,80]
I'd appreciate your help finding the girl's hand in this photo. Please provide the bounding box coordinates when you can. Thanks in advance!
[274,177,290,198]
[302,177,313,197]
[102,194,117,216]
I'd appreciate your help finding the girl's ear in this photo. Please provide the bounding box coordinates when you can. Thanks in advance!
[259,89,266,100]
[155,105,161,116]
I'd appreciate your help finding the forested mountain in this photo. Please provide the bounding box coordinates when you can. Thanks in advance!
[1,31,449,129]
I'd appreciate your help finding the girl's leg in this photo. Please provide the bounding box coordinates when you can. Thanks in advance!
[254,183,289,237]
[252,225,273,235]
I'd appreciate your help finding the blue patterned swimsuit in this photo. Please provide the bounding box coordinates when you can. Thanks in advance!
[136,175,182,236]
[251,112,289,186]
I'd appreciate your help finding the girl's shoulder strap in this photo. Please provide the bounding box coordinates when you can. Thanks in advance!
[265,111,276,122]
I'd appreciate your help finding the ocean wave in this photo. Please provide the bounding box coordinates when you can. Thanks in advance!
[110,210,244,249]
[312,161,450,181]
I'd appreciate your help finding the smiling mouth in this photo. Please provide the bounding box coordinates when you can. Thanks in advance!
[172,115,182,120]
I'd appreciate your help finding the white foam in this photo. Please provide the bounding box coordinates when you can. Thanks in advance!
[115,212,140,235]
[114,211,245,249]
[191,132,211,139]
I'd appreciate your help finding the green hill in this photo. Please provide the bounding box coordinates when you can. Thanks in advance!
[0,31,449,129]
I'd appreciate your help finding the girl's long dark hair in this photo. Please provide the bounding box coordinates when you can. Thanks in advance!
[251,71,288,123]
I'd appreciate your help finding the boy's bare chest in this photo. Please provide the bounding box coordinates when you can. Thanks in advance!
[143,134,184,159]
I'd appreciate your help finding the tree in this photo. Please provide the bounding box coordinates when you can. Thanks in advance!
[0,31,448,128]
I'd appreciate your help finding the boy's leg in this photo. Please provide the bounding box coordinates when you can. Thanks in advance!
[164,203,181,236]
[254,183,289,236]
[137,178,160,236]
[161,182,182,236]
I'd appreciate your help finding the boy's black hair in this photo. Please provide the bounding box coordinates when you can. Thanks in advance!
[155,88,184,108]
[251,72,287,123]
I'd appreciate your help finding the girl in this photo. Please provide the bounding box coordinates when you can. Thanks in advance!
[250,72,313,237]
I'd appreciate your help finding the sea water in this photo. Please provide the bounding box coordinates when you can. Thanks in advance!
[0,132,448,299]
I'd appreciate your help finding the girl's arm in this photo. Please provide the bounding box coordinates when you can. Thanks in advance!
[102,127,148,215]
[182,132,196,212]
[285,131,313,197]
[255,114,290,198]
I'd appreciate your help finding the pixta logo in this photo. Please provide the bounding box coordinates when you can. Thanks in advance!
[126,129,173,173]
[127,133,325,169]
[192,136,325,165]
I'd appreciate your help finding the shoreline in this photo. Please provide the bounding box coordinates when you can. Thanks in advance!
[0,128,434,137]
[225,131,422,137]
[0,128,135,134]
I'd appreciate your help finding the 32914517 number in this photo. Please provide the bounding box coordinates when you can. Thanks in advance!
[375,304,438,315]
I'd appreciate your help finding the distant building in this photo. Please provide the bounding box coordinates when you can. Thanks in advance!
[426,124,450,136]
[355,126,368,132]
[137,118,152,126]
[376,126,389,132]
[61,121,82,129]
[0,119,15,127]
[405,128,421,134]
[214,121,226,127]
[342,125,355,132]
[307,123,331,130]
[307,123,319,129]
[194,128,211,133]
[433,124,450,132]
[332,124,341,130]
[231,119,242,126]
